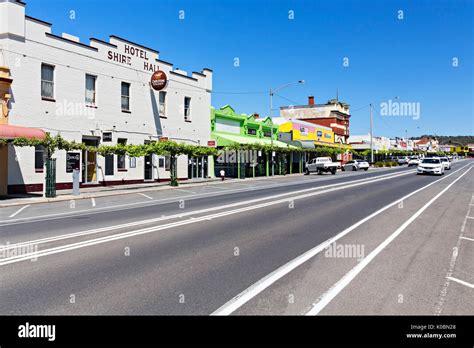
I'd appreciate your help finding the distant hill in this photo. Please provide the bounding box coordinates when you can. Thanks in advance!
[412,135,474,146]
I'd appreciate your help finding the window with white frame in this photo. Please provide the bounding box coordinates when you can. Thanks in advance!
[159,91,166,116]
[41,64,54,99]
[184,97,191,121]
[121,82,130,111]
[85,74,97,105]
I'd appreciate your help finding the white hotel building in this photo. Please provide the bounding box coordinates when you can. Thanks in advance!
[0,0,213,194]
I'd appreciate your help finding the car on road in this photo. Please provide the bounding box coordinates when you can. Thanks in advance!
[440,156,451,170]
[305,157,339,175]
[396,156,409,165]
[417,157,444,175]
[407,156,421,167]
[342,160,369,171]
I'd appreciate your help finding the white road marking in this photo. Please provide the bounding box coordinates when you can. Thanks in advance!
[8,205,31,218]
[91,198,96,207]
[138,193,153,200]
[0,170,414,253]
[231,182,254,187]
[435,193,474,315]
[305,166,471,316]
[211,163,472,316]
[174,188,197,194]
[460,236,474,242]
[205,185,229,190]
[0,168,412,226]
[466,216,474,219]
[0,170,419,265]
[446,276,474,289]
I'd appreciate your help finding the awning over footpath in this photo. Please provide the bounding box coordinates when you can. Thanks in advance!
[0,124,47,140]
[314,141,352,149]
[212,132,298,149]
[283,140,315,149]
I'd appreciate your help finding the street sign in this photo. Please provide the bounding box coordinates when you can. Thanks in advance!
[150,70,168,91]
[66,152,80,173]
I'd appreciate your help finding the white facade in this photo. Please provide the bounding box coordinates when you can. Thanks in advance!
[0,0,213,192]
[348,134,391,151]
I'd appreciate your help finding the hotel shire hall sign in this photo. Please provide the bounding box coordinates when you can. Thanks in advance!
[107,42,161,72]
[106,41,168,90]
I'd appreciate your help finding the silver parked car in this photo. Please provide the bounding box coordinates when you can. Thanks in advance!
[440,157,451,170]
[342,160,369,171]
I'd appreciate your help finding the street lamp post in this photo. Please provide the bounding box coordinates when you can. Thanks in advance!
[369,103,374,163]
[269,80,304,176]
[368,96,398,164]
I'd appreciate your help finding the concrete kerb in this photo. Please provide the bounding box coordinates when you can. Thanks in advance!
[0,165,404,208]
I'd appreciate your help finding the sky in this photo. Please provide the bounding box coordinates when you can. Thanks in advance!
[24,0,473,138]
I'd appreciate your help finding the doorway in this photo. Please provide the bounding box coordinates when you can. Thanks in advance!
[82,137,99,184]
[144,154,153,181]
[188,156,208,179]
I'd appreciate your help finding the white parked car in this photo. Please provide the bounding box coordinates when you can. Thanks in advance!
[440,157,451,170]
[342,160,369,171]
[417,157,444,175]
[305,157,339,175]
[407,156,421,167]
[397,156,409,165]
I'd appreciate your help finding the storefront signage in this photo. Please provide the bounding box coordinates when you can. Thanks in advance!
[102,132,113,142]
[159,136,169,142]
[150,70,168,91]
[107,43,160,72]
[207,140,216,147]
[66,152,80,173]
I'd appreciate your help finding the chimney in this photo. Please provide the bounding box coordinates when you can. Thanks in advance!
[253,113,259,119]
[308,96,314,106]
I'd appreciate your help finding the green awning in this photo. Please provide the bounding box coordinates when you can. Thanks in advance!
[212,132,298,149]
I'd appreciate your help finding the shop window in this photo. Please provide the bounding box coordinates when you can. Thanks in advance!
[105,154,114,175]
[34,145,44,171]
[41,64,54,99]
[117,138,127,170]
[85,74,97,106]
[121,82,130,111]
[158,157,165,168]
[165,156,171,171]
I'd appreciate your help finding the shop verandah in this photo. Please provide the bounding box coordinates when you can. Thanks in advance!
[213,148,306,179]
[212,144,349,179]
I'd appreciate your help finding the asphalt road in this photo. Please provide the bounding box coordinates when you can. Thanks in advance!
[0,160,472,315]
